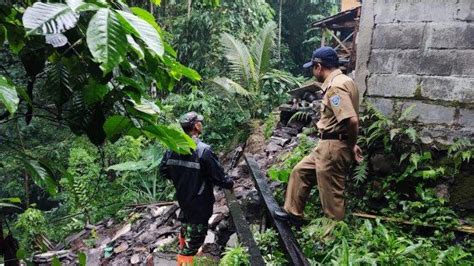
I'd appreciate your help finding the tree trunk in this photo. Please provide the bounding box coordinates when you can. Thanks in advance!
[277,0,283,61]
[187,0,192,19]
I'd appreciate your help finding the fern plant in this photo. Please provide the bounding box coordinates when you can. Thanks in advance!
[448,138,473,173]
[219,244,250,266]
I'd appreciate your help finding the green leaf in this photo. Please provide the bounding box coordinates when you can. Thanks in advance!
[52,257,61,266]
[83,79,110,105]
[0,25,6,46]
[400,104,416,121]
[2,197,21,203]
[0,202,22,210]
[18,158,58,196]
[86,8,127,74]
[117,10,164,56]
[16,248,26,260]
[127,35,144,60]
[130,7,161,32]
[210,77,251,96]
[133,99,160,115]
[389,128,401,140]
[107,161,149,171]
[150,0,161,6]
[144,124,196,154]
[103,115,132,141]
[5,24,26,54]
[22,2,79,35]
[404,127,418,142]
[0,75,20,115]
[78,252,87,266]
[66,0,84,11]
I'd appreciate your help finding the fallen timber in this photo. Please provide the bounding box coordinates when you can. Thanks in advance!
[224,145,265,266]
[224,189,265,266]
[353,212,474,234]
[245,153,310,266]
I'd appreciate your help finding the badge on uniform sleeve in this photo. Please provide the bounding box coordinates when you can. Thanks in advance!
[330,95,341,107]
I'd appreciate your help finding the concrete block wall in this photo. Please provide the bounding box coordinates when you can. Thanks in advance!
[355,0,474,144]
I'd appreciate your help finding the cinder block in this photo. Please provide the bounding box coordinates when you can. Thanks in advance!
[368,50,395,74]
[399,100,456,125]
[394,0,458,22]
[456,0,474,21]
[420,76,474,103]
[367,74,418,98]
[452,50,474,76]
[393,50,422,74]
[366,97,394,116]
[426,23,474,49]
[419,50,455,76]
[373,0,397,24]
[459,108,474,128]
[373,23,424,49]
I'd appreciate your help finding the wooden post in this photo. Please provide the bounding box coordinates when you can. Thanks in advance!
[245,154,309,266]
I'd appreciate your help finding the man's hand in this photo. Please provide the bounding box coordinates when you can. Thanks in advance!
[352,145,363,163]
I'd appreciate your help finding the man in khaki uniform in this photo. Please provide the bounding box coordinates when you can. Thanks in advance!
[275,47,363,222]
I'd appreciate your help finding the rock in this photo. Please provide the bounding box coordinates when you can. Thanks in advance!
[204,231,215,243]
[270,136,290,147]
[114,242,129,254]
[138,232,155,245]
[213,205,229,214]
[149,206,168,217]
[153,235,175,249]
[370,153,396,175]
[274,127,298,139]
[265,142,282,153]
[131,254,140,264]
[86,248,101,265]
[435,184,450,200]
[111,224,131,242]
[226,233,238,248]
[208,214,225,229]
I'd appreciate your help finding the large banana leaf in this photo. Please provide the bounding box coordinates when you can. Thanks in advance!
[144,124,196,154]
[0,75,19,115]
[86,8,128,73]
[220,33,257,90]
[117,10,164,56]
[23,2,79,35]
[210,77,251,96]
[251,21,276,81]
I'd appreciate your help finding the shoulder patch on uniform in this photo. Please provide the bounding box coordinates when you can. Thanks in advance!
[330,95,341,106]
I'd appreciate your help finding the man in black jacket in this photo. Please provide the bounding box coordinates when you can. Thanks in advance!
[159,112,234,263]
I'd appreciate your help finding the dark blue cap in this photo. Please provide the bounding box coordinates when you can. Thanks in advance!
[303,47,339,68]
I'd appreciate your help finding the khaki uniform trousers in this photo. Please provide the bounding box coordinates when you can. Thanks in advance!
[283,140,353,221]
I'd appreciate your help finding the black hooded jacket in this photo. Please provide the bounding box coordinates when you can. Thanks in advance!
[159,139,234,225]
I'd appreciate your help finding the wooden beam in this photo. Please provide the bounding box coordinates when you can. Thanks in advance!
[352,212,474,234]
[326,29,351,54]
[335,31,354,50]
[224,190,265,266]
[244,154,310,266]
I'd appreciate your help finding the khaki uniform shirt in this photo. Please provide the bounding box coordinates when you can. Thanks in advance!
[317,69,359,134]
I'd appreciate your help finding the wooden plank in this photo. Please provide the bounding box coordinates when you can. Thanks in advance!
[326,29,351,54]
[224,190,265,266]
[353,212,474,234]
[244,154,309,266]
